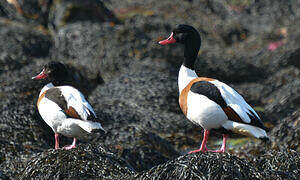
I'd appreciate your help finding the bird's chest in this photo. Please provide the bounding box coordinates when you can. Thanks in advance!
[37,97,66,132]
[184,91,226,130]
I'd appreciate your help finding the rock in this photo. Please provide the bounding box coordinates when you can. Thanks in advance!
[0,61,53,152]
[0,152,33,178]
[230,83,271,106]
[263,80,300,122]
[48,0,119,30]
[134,152,263,179]
[0,0,300,178]
[0,19,52,73]
[269,110,300,151]
[286,48,300,68]
[0,0,18,19]
[134,150,300,180]
[252,150,300,180]
[110,130,180,172]
[89,59,189,136]
[0,170,8,180]
[0,0,13,18]
[51,21,149,82]
[194,56,267,83]
[51,22,113,80]
[19,144,135,179]
[89,60,186,171]
[0,0,52,26]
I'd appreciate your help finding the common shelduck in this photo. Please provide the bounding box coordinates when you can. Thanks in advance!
[32,61,105,150]
[159,24,268,153]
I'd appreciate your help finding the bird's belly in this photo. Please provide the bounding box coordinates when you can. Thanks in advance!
[186,92,227,130]
[38,98,66,132]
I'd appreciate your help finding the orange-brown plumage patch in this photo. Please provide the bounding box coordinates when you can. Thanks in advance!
[64,106,81,119]
[37,91,47,107]
[179,77,215,116]
[222,106,243,123]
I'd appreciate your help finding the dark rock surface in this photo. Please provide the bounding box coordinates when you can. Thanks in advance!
[0,0,299,179]
[0,0,52,26]
[134,152,264,179]
[134,150,300,180]
[0,171,8,180]
[252,150,300,180]
[19,144,135,179]
[49,0,120,30]
[0,18,52,73]
[269,110,300,151]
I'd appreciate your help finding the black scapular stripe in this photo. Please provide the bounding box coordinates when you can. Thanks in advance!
[45,88,68,110]
[190,81,227,108]
[45,87,97,120]
[247,111,267,130]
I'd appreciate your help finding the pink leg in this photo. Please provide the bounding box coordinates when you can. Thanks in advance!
[189,130,209,153]
[55,133,60,149]
[209,134,228,153]
[63,138,77,150]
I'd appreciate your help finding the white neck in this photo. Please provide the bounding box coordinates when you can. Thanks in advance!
[178,65,198,93]
[39,83,54,96]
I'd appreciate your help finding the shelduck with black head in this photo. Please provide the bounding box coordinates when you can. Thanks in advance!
[159,24,268,153]
[32,61,105,150]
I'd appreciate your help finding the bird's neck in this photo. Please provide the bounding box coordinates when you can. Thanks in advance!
[178,65,198,94]
[183,49,197,70]
[179,41,200,94]
[182,37,200,70]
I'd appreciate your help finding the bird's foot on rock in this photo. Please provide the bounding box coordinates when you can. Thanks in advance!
[63,138,77,150]
[189,143,208,154]
[208,148,225,153]
[63,144,76,150]
[189,149,204,154]
[188,147,208,154]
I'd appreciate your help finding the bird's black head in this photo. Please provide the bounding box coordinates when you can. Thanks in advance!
[159,24,201,45]
[159,24,201,70]
[175,25,198,44]
[32,61,69,86]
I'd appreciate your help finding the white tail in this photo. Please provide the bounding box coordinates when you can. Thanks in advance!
[77,121,105,133]
[60,118,105,133]
[223,120,268,139]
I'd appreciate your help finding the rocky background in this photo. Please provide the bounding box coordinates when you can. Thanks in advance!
[0,0,299,179]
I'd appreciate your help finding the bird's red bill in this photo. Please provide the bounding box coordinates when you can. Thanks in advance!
[159,32,176,45]
[32,69,47,79]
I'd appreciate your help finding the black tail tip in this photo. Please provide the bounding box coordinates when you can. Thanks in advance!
[91,128,106,135]
[259,136,270,143]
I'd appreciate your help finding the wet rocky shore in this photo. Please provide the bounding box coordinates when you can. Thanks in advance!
[0,0,299,179]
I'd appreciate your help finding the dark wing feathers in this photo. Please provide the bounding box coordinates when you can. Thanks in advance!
[44,88,96,120]
[247,111,267,130]
[45,88,68,110]
[222,106,244,123]
[190,80,266,130]
[190,81,227,108]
